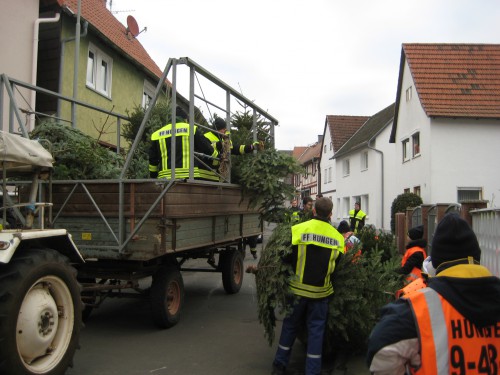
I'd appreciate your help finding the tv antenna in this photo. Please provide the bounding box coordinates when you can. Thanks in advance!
[109,1,135,14]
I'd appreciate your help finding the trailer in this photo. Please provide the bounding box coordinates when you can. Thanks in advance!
[0,57,278,375]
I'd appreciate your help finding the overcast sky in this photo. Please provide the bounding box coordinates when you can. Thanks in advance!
[110,0,500,150]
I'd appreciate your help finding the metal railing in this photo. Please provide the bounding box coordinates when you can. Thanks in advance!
[1,57,278,254]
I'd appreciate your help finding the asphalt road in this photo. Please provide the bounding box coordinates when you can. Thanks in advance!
[66,224,369,375]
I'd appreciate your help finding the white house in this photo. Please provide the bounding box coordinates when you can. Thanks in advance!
[0,0,40,132]
[390,43,500,208]
[333,104,396,230]
[319,115,368,206]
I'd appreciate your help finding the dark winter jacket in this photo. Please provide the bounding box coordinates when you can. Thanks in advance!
[367,263,500,374]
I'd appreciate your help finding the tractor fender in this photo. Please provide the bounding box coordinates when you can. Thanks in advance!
[0,229,84,264]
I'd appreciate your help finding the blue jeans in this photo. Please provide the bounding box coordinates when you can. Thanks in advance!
[273,296,329,375]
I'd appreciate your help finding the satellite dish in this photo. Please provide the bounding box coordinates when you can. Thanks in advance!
[126,15,140,37]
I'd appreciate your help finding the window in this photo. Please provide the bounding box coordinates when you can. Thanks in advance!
[406,86,412,102]
[412,132,420,157]
[330,142,332,151]
[343,197,350,217]
[414,186,421,196]
[457,187,482,202]
[361,151,368,170]
[343,159,350,176]
[86,43,113,97]
[324,145,327,153]
[142,80,155,109]
[328,167,332,182]
[86,51,95,86]
[402,138,410,162]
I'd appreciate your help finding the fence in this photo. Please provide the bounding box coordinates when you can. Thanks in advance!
[471,208,500,278]
[395,200,499,277]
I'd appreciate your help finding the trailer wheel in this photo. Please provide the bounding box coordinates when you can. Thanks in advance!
[150,267,184,329]
[220,249,244,294]
[0,248,82,375]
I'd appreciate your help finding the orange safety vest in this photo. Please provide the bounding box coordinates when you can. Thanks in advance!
[395,277,427,299]
[402,246,427,284]
[404,287,500,374]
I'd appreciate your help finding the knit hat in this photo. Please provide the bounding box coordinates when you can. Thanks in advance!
[408,225,424,240]
[214,118,227,130]
[175,106,188,119]
[337,220,350,234]
[431,213,481,269]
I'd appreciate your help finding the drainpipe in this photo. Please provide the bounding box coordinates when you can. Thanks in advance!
[72,0,82,129]
[367,120,392,230]
[57,20,88,118]
[30,12,61,131]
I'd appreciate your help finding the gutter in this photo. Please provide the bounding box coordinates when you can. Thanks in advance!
[31,12,61,131]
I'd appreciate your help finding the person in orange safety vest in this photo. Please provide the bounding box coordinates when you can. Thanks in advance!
[397,225,427,284]
[367,213,500,374]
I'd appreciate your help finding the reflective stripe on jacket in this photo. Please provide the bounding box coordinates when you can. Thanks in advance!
[288,219,345,299]
[150,122,218,181]
[204,131,221,167]
[404,287,500,374]
[349,209,366,233]
[402,246,427,284]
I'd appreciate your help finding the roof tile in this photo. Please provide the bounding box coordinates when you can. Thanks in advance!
[57,0,163,80]
[403,43,500,118]
[325,115,369,152]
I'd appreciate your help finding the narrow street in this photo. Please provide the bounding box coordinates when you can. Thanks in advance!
[67,224,368,375]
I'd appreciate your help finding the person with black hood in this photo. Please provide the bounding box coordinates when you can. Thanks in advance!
[367,213,500,374]
[204,117,261,178]
[397,225,427,284]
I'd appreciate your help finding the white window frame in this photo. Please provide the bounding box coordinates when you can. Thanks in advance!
[406,86,412,102]
[343,159,350,176]
[361,151,368,171]
[402,138,410,162]
[412,132,420,157]
[457,187,482,202]
[142,80,155,109]
[343,197,350,218]
[86,43,113,98]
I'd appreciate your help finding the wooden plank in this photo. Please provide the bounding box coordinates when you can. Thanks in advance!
[50,181,259,219]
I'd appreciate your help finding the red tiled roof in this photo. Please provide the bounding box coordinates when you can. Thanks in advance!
[57,0,163,80]
[403,43,500,118]
[325,115,369,152]
[296,142,321,165]
[292,146,307,161]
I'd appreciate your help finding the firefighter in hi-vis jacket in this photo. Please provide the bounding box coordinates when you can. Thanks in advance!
[272,198,345,375]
